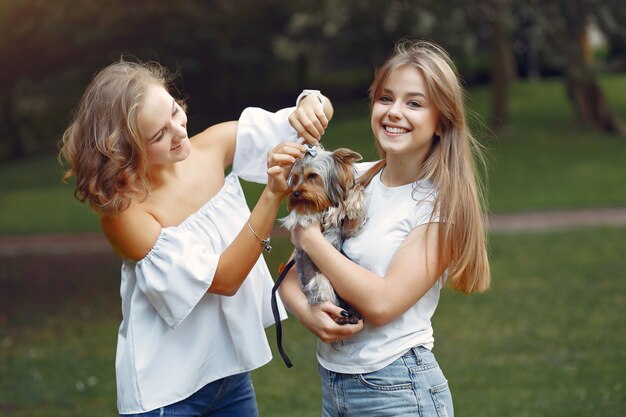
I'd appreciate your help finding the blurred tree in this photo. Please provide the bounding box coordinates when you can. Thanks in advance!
[0,0,172,160]
[272,0,408,94]
[463,0,517,130]
[527,0,622,134]
[487,0,516,130]
[156,0,292,121]
[0,0,292,158]
[511,3,544,79]
[594,0,626,69]
[271,0,492,102]
[4,0,621,161]
[560,0,622,133]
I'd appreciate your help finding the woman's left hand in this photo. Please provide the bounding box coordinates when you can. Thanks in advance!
[302,301,364,343]
[266,142,305,197]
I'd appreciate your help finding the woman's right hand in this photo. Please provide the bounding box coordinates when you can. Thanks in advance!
[289,94,332,146]
[266,141,305,197]
[301,301,364,344]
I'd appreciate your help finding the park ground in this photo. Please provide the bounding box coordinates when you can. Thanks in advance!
[2,206,626,256]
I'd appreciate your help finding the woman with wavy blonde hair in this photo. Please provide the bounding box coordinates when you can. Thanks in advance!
[61,61,171,216]
[59,59,333,416]
[280,40,490,416]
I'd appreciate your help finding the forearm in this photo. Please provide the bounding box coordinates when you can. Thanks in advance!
[278,257,364,342]
[300,224,443,326]
[278,266,311,321]
[210,187,282,295]
[300,232,391,323]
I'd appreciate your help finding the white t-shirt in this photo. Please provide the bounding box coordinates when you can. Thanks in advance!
[115,107,295,414]
[317,162,442,374]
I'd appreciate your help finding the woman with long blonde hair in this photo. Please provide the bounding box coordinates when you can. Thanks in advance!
[280,40,490,416]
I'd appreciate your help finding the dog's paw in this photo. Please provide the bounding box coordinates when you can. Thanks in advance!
[334,314,361,325]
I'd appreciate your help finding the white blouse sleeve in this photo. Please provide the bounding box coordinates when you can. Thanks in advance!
[233,106,298,184]
[134,228,219,328]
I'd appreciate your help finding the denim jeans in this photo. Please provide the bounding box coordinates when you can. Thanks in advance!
[121,372,258,417]
[319,346,453,417]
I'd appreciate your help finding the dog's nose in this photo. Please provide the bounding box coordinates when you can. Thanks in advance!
[292,190,301,198]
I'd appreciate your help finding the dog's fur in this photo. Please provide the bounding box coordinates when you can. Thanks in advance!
[281,146,367,325]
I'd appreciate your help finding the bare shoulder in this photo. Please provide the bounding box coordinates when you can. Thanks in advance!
[100,205,162,261]
[191,121,238,167]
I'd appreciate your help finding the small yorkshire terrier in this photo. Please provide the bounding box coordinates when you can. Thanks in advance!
[281,145,367,325]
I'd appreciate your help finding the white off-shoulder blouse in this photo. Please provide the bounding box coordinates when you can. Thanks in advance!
[116,107,296,414]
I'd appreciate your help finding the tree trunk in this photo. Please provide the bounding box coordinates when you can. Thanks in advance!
[560,0,622,134]
[565,68,621,134]
[490,0,515,130]
[0,84,26,160]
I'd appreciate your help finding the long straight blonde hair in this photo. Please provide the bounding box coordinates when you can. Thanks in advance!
[361,40,490,294]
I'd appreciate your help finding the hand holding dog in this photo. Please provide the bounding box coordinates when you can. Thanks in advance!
[290,223,322,251]
[302,301,364,344]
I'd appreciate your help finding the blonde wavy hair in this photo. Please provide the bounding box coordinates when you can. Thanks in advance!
[59,60,180,216]
[360,40,490,294]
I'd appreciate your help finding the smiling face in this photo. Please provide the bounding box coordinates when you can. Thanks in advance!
[138,84,190,166]
[370,65,440,165]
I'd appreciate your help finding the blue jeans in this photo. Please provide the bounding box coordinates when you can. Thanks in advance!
[121,372,259,417]
[319,346,453,417]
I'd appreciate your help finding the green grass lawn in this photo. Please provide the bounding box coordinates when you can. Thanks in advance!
[1,75,626,234]
[1,228,625,416]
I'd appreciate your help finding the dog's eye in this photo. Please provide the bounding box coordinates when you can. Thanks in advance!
[306,173,318,180]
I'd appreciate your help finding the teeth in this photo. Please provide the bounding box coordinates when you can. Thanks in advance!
[385,126,408,134]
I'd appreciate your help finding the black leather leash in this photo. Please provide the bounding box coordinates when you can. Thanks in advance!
[271,258,296,368]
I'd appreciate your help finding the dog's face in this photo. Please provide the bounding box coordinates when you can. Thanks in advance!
[287,147,362,215]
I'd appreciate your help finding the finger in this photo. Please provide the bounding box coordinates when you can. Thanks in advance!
[300,113,324,141]
[268,153,297,168]
[321,321,362,344]
[319,303,363,331]
[295,124,319,147]
[267,165,286,178]
[289,114,312,139]
[292,110,323,145]
[306,109,326,134]
[339,319,364,334]
[273,141,305,154]
[318,302,347,317]
[267,143,304,166]
[315,107,329,129]
[330,320,364,338]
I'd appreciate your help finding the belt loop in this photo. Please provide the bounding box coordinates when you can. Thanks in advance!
[411,346,423,365]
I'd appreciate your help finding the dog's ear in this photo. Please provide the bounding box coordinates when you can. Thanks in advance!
[332,148,362,164]
[322,148,362,209]
[326,169,347,206]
